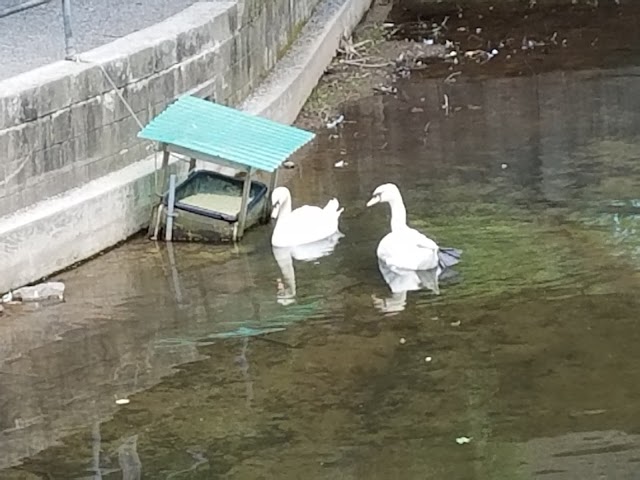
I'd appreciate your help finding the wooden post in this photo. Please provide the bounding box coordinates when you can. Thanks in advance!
[165,174,177,242]
[237,168,253,240]
[157,145,170,199]
[263,169,279,223]
[149,144,170,239]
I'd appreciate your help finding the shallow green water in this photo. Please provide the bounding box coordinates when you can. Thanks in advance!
[3,69,640,479]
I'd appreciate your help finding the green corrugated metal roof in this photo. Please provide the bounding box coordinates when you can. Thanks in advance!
[138,95,316,172]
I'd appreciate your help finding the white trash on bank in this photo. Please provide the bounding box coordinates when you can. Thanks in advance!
[2,281,66,303]
[326,114,345,129]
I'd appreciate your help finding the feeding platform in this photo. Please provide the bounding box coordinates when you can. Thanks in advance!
[138,95,315,242]
[158,170,268,242]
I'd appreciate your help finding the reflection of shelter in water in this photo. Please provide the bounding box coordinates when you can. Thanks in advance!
[0,310,204,471]
[0,224,342,471]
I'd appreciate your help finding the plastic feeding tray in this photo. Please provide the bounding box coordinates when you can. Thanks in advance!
[161,170,268,242]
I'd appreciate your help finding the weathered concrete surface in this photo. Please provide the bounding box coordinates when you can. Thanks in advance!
[241,0,374,124]
[0,0,373,294]
[0,0,202,81]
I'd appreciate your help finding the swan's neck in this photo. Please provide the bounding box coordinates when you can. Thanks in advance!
[388,196,408,231]
[275,196,292,221]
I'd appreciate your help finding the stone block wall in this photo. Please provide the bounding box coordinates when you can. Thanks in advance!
[0,0,319,218]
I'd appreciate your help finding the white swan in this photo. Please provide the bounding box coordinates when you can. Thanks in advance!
[271,186,344,248]
[366,183,462,274]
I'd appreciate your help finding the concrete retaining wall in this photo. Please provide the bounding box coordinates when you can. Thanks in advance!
[0,0,373,294]
[0,0,319,217]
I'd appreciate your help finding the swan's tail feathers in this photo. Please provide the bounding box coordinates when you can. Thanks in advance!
[325,198,344,217]
[438,247,462,270]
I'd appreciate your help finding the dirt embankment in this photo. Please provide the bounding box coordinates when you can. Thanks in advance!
[297,0,640,129]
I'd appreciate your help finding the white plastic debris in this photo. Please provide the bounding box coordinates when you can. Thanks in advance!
[501,163,508,169]
[399,337,406,344]
[115,398,130,405]
[283,160,296,169]
[8,282,65,303]
[373,85,398,95]
[326,115,345,129]
[425,356,432,362]
[456,436,472,444]
[334,160,348,168]
[423,38,435,45]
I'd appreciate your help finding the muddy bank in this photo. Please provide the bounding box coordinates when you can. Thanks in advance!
[298,0,640,127]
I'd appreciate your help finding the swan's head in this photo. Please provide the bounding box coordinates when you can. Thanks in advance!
[271,186,291,219]
[366,183,402,207]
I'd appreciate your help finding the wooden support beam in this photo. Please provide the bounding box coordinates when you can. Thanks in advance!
[167,144,247,173]
[149,144,170,239]
[157,145,170,199]
[237,168,254,240]
[188,157,197,173]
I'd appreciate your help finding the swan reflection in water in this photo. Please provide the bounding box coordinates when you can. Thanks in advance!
[272,231,344,305]
[372,261,458,315]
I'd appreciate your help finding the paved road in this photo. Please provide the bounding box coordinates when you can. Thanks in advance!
[0,0,202,80]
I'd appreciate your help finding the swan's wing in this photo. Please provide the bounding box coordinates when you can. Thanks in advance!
[406,228,439,250]
[290,231,344,261]
[291,205,324,217]
[272,205,341,247]
[377,228,439,271]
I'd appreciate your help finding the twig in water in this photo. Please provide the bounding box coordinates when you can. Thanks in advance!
[422,121,431,145]
[444,71,461,83]
[340,59,393,68]
[442,94,450,116]
[339,34,362,59]
[353,39,373,49]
